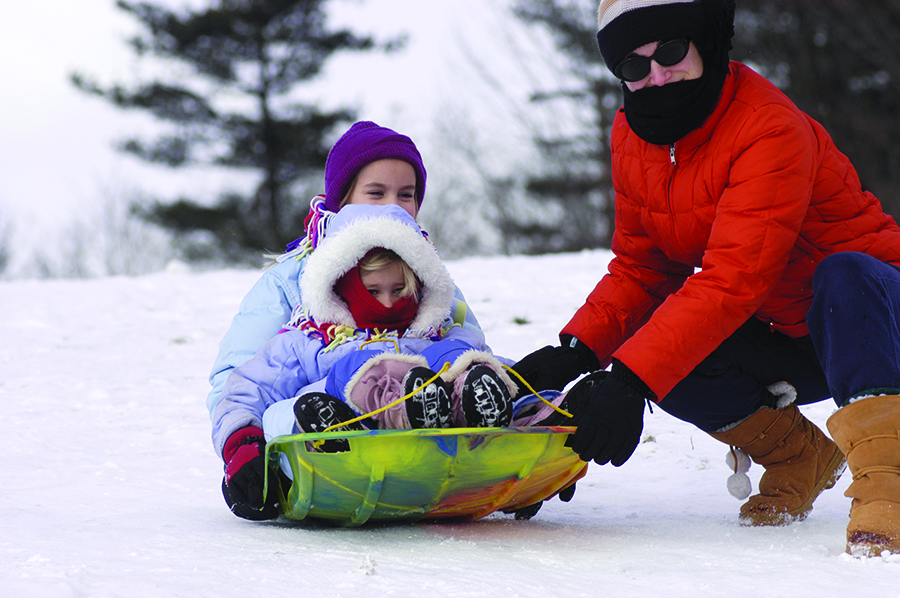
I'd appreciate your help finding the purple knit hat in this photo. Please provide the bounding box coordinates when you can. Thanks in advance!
[323,121,427,213]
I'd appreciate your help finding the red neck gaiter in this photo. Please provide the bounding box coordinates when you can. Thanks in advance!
[333,265,418,333]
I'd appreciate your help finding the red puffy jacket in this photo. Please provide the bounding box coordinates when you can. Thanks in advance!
[562,62,900,400]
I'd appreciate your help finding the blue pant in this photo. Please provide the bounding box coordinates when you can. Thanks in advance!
[808,252,900,404]
[657,252,900,432]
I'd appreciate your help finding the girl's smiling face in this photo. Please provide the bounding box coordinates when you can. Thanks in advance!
[345,159,418,218]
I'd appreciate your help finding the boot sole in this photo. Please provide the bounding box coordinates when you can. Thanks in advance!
[405,368,452,429]
[740,448,847,526]
[847,530,900,558]
[462,366,512,427]
[294,393,365,453]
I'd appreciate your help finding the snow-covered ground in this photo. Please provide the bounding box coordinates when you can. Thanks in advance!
[3,250,897,597]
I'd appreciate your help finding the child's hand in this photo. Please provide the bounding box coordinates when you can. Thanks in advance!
[221,426,279,520]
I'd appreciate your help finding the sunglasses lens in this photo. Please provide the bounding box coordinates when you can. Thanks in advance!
[616,57,650,83]
[614,39,690,82]
[654,39,690,67]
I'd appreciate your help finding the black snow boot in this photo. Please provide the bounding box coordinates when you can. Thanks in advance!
[403,366,453,429]
[461,365,513,427]
[293,392,365,452]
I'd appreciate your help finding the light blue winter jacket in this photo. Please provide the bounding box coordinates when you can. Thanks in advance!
[206,206,486,420]
[211,205,491,456]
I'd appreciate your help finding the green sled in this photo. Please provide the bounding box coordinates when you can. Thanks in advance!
[264,426,587,526]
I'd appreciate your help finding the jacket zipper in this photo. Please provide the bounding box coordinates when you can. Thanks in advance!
[668,143,678,244]
[667,143,677,197]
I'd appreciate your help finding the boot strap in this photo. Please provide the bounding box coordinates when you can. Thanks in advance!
[852,465,900,482]
[846,430,900,451]
[748,406,802,459]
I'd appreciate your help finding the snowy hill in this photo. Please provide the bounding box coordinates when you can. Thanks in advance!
[3,250,897,597]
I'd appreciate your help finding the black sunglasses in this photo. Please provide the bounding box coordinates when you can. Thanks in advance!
[613,38,691,82]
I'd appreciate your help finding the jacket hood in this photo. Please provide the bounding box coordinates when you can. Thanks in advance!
[300,204,455,333]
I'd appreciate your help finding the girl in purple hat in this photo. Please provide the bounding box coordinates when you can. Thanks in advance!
[205,121,488,426]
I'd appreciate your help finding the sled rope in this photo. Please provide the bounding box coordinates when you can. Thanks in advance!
[314,362,453,446]
[503,366,573,420]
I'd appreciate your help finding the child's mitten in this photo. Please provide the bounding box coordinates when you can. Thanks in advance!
[221,426,279,520]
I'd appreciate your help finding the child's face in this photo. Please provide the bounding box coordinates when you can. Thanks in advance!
[346,159,418,218]
[360,261,407,307]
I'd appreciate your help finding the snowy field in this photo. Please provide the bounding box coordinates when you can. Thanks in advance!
[3,249,898,597]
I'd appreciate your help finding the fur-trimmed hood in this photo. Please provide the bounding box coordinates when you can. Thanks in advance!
[299,204,455,333]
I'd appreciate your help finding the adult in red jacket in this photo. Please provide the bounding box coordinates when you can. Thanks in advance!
[514,0,900,556]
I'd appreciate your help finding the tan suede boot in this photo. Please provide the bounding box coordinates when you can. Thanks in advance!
[826,395,900,557]
[710,403,846,526]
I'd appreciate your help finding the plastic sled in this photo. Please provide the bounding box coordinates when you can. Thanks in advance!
[264,426,587,526]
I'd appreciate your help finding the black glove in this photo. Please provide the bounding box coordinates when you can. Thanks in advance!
[505,477,578,520]
[509,502,543,520]
[221,426,280,520]
[557,482,577,502]
[568,359,651,466]
[506,477,579,520]
[513,335,600,393]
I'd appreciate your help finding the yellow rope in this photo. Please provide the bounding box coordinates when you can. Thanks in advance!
[321,325,357,352]
[310,362,573,448]
[502,365,573,420]
[312,362,452,447]
[360,334,400,353]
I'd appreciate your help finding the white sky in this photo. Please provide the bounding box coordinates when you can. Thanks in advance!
[1,0,211,243]
[0,0,551,256]
[1,1,132,222]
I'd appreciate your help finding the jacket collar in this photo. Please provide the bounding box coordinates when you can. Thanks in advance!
[674,61,739,151]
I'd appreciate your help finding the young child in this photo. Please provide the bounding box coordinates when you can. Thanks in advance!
[205,121,487,423]
[213,204,518,520]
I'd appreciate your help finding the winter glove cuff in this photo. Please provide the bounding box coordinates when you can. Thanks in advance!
[223,425,265,463]
[610,358,655,402]
[223,427,266,486]
[560,335,601,372]
[512,335,600,392]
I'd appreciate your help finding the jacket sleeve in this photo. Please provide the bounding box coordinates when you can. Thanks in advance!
[211,330,317,458]
[206,257,304,419]
[561,186,693,371]
[616,104,817,398]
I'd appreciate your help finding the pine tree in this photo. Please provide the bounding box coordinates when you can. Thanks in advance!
[730,0,900,219]
[504,0,620,253]
[72,0,398,261]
